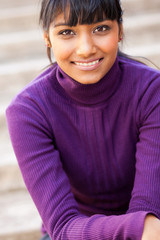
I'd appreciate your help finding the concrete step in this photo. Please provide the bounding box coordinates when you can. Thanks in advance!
[0,30,45,63]
[0,55,49,75]
[0,0,37,8]
[122,12,160,66]
[1,231,41,240]
[122,0,160,14]
[123,12,160,32]
[0,163,25,193]
[0,5,40,34]
[122,43,160,68]
[0,190,42,240]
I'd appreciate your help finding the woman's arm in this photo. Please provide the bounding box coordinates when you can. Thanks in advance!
[127,72,160,239]
[142,215,160,240]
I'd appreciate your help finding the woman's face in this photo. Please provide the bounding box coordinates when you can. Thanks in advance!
[45,13,122,84]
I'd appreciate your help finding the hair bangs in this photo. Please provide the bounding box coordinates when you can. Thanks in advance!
[62,0,122,26]
[40,0,122,31]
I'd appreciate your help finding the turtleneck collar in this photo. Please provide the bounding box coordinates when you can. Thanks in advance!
[56,57,121,106]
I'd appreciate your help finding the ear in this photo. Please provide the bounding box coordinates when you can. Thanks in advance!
[43,31,51,48]
[119,23,123,42]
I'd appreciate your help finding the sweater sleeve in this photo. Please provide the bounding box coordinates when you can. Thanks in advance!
[127,73,160,218]
[6,94,149,240]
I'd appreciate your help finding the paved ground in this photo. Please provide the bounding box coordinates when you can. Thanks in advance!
[0,191,41,240]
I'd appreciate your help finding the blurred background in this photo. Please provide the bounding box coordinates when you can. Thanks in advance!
[0,0,160,239]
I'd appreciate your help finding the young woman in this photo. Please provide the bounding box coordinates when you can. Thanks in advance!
[6,0,160,239]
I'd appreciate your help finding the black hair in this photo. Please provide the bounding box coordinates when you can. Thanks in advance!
[40,0,123,31]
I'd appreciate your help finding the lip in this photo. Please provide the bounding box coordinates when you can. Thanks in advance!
[71,58,104,71]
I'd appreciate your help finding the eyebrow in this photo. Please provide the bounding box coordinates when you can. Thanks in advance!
[53,19,112,28]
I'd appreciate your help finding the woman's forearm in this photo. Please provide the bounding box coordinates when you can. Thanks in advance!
[142,215,160,240]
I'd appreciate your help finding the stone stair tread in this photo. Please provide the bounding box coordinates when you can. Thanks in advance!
[0,163,25,192]
[0,0,37,8]
[0,190,41,238]
[123,11,160,29]
[0,30,45,64]
[0,58,49,76]
[0,18,38,34]
[122,0,160,13]
[0,30,42,45]
[0,4,39,34]
[123,43,160,67]
[0,150,17,168]
[123,42,160,59]
[1,231,41,240]
[0,5,39,20]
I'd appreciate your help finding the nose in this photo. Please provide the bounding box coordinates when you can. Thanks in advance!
[76,33,96,58]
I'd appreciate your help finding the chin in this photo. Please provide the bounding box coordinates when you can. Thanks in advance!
[72,73,103,84]
[75,78,101,85]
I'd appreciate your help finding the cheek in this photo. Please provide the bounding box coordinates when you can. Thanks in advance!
[99,35,119,53]
[51,40,74,61]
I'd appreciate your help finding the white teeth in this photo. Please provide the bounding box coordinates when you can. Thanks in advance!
[75,59,99,66]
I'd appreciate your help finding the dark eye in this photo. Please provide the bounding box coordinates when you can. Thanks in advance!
[94,25,111,33]
[59,29,75,36]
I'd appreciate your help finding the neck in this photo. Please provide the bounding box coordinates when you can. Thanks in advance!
[56,57,121,106]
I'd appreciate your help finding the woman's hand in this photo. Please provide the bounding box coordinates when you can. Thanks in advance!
[142,214,160,240]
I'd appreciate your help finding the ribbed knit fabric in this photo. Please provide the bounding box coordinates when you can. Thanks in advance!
[6,56,160,239]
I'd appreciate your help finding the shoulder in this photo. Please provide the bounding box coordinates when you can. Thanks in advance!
[118,56,160,79]
[7,63,58,111]
[119,57,160,124]
[115,56,160,120]
[117,56,160,93]
[6,64,59,129]
[6,64,60,134]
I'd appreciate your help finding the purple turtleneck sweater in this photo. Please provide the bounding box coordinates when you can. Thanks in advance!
[6,56,160,239]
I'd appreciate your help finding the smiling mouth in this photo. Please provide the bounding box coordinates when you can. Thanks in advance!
[72,58,103,67]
